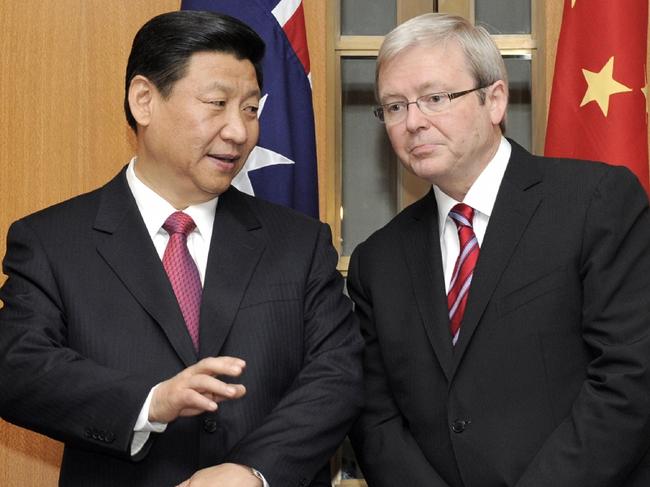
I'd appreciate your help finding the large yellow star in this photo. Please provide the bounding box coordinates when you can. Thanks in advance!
[580,56,632,117]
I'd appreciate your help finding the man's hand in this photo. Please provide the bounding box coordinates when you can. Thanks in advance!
[149,356,246,423]
[176,463,264,487]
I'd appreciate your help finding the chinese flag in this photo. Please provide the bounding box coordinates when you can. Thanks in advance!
[545,0,649,195]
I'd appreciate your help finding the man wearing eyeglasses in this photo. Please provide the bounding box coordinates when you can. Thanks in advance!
[348,12,650,487]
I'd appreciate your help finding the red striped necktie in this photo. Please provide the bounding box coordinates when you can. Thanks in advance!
[447,203,480,346]
[162,211,202,352]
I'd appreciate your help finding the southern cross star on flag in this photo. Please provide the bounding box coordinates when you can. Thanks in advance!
[545,0,649,195]
[181,0,319,217]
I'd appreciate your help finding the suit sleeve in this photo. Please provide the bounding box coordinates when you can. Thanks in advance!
[0,219,153,459]
[347,244,451,487]
[516,166,650,486]
[226,223,364,486]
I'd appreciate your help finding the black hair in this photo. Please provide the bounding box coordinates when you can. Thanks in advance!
[124,10,265,131]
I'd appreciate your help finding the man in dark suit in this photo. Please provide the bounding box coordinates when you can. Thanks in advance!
[0,11,362,487]
[349,13,650,487]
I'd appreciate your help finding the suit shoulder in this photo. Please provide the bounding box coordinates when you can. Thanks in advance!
[534,153,632,185]
[530,155,646,206]
[505,137,635,194]
[13,184,105,230]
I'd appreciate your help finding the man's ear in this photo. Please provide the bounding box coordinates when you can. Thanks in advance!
[128,75,156,128]
[486,79,508,127]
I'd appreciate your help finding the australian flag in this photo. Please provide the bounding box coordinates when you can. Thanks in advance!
[181,0,319,218]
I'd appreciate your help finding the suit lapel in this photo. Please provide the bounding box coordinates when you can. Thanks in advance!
[198,187,265,358]
[93,169,197,367]
[451,141,543,377]
[402,190,454,381]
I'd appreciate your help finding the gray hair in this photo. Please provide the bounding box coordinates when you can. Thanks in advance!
[376,13,508,132]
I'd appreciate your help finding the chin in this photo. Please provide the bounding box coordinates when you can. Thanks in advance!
[206,185,230,197]
[407,161,442,179]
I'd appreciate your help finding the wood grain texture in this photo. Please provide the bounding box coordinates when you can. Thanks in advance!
[0,2,179,485]
[304,0,329,218]
[544,0,563,119]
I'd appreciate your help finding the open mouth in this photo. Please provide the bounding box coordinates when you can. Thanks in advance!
[207,153,240,170]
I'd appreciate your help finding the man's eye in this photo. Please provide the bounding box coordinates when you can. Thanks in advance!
[385,103,405,113]
[208,100,226,108]
[243,105,259,117]
[425,94,444,104]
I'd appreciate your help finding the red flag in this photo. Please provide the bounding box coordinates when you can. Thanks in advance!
[545,0,649,195]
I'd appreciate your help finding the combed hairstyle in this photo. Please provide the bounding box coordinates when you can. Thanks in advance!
[124,10,265,132]
[376,13,508,133]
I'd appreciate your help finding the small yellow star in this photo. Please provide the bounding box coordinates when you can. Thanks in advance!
[580,56,632,117]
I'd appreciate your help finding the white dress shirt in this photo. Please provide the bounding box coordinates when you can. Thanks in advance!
[434,136,511,292]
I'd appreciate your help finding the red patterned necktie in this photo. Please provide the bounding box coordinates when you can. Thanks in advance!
[162,211,202,352]
[447,203,480,346]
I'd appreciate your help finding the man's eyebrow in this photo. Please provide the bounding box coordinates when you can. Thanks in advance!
[202,80,230,92]
[201,81,260,99]
[379,82,444,102]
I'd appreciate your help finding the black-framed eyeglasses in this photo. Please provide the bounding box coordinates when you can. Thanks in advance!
[373,86,487,125]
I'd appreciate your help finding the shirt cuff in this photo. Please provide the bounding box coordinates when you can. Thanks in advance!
[251,467,270,487]
[131,385,168,457]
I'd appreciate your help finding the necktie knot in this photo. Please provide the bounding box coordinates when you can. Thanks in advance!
[449,203,475,229]
[163,211,196,237]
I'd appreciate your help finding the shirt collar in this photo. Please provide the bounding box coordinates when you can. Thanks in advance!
[125,158,218,240]
[433,136,511,234]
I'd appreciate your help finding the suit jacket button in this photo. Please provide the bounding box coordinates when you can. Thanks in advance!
[451,419,470,433]
[203,418,218,433]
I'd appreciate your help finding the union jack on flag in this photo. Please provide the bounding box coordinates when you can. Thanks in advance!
[181,0,319,218]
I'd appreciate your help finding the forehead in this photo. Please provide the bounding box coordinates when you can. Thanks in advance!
[377,41,473,99]
[178,51,259,93]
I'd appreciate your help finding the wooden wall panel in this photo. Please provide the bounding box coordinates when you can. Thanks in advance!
[303,0,329,218]
[544,0,564,123]
[0,1,179,485]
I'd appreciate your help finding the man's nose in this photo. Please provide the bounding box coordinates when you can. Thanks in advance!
[404,101,430,132]
[220,108,249,144]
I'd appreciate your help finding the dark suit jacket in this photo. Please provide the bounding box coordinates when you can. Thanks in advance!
[348,141,650,487]
[0,168,363,487]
